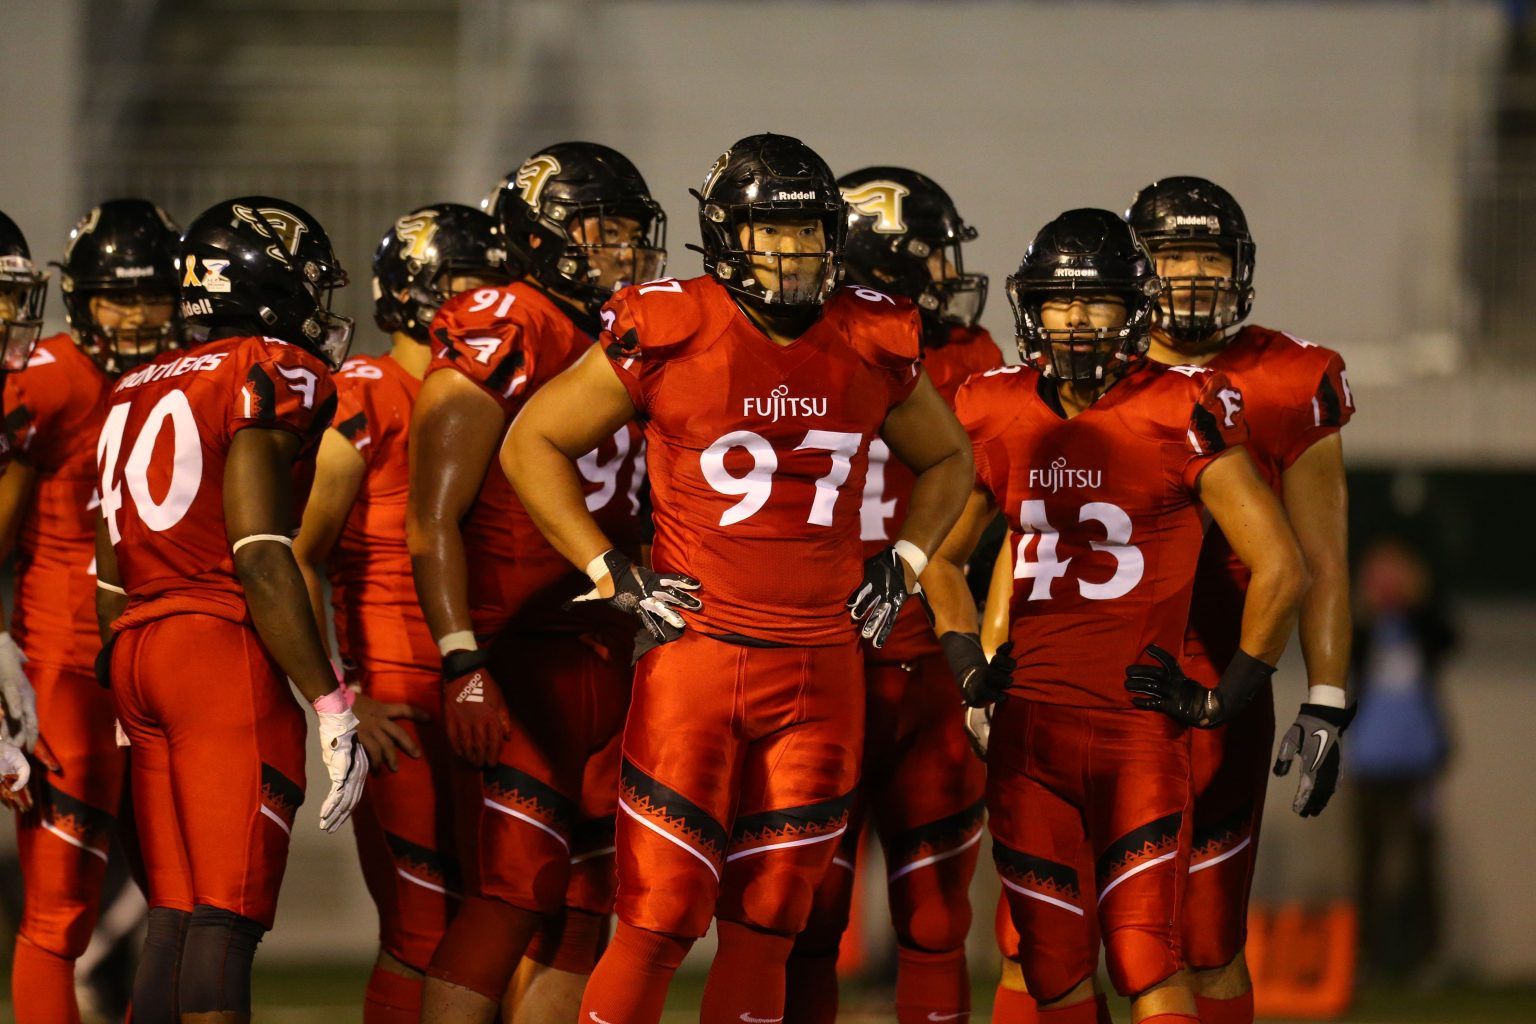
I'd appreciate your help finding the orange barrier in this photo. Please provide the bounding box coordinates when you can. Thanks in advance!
[1247,902,1358,1019]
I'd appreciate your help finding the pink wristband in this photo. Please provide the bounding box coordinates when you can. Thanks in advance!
[311,686,350,715]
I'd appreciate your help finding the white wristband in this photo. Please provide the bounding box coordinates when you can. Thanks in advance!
[231,533,294,554]
[436,631,477,657]
[585,551,613,586]
[96,580,127,596]
[1308,684,1349,709]
[893,540,928,579]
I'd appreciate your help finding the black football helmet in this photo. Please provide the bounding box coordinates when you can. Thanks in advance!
[373,203,508,339]
[59,198,182,375]
[487,142,665,317]
[839,166,986,343]
[0,210,47,372]
[692,133,845,307]
[1007,209,1161,384]
[1125,176,1255,345]
[179,196,353,368]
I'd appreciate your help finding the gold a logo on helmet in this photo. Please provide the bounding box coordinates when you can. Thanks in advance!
[393,213,440,262]
[701,150,731,197]
[515,155,562,209]
[842,181,911,234]
[232,204,310,262]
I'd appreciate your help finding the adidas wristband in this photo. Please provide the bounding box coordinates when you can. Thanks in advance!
[442,647,490,680]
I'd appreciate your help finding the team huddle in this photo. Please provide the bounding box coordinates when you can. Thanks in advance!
[0,132,1355,1024]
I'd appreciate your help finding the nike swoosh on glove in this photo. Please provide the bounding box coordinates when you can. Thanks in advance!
[1274,702,1356,817]
[316,707,369,833]
[1125,645,1274,728]
[940,632,1015,709]
[0,632,38,751]
[846,547,915,649]
[441,648,512,768]
[575,550,702,645]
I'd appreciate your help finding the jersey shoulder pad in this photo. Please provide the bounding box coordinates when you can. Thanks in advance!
[1237,325,1354,429]
[1148,363,1249,455]
[231,336,338,441]
[954,363,1030,441]
[601,276,724,365]
[427,282,549,393]
[831,285,921,370]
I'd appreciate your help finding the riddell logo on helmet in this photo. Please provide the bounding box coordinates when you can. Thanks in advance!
[1054,268,1098,278]
[113,265,155,279]
[1029,457,1101,493]
[773,190,817,201]
[1172,215,1221,229]
[742,384,827,422]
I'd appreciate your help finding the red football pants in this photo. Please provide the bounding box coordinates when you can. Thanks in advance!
[614,631,863,939]
[463,628,630,917]
[798,651,985,955]
[13,662,125,957]
[988,699,1193,1002]
[1183,687,1274,970]
[350,664,466,972]
[110,614,306,929]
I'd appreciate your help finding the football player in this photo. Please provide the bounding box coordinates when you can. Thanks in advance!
[1127,176,1356,1024]
[504,133,975,1024]
[95,196,372,1022]
[923,209,1307,1024]
[406,143,660,1024]
[0,207,45,810]
[783,166,1001,1024]
[293,203,509,1023]
[1,198,177,1024]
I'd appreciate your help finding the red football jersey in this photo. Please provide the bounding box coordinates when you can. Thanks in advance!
[956,361,1249,707]
[3,334,112,672]
[602,276,924,645]
[861,324,1005,661]
[426,282,646,636]
[326,354,437,676]
[100,337,336,632]
[1183,325,1355,684]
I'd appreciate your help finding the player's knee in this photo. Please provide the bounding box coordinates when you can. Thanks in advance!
[723,867,817,936]
[892,892,972,954]
[1182,908,1244,971]
[178,906,265,1014]
[1102,926,1180,998]
[18,908,93,961]
[426,895,543,999]
[622,867,721,937]
[525,908,608,974]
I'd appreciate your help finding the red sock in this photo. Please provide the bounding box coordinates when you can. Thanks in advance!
[1038,994,1110,1024]
[1196,991,1255,1024]
[12,935,80,1024]
[700,919,795,1024]
[1135,1016,1200,1024]
[783,950,839,1024]
[992,983,1040,1023]
[578,922,693,1024]
[363,963,422,1024]
[894,946,969,1023]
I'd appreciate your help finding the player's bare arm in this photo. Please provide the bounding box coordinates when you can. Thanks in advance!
[94,516,126,643]
[925,485,1016,711]
[0,460,39,756]
[294,426,425,771]
[406,368,506,641]
[879,372,976,584]
[226,425,369,830]
[1283,433,1350,691]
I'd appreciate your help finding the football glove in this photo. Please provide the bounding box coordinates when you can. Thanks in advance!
[940,632,1016,709]
[963,704,994,761]
[315,706,368,833]
[574,549,702,645]
[441,648,512,768]
[847,547,917,649]
[0,632,38,752]
[1274,702,1357,817]
[1125,645,1274,728]
[0,735,31,811]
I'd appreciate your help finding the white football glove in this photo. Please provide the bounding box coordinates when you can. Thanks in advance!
[316,709,368,833]
[963,704,993,761]
[0,632,39,752]
[0,736,30,798]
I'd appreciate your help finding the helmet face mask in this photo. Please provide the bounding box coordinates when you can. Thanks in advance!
[1007,208,1162,386]
[1125,176,1255,347]
[838,167,986,342]
[548,201,666,299]
[0,269,48,373]
[695,133,846,309]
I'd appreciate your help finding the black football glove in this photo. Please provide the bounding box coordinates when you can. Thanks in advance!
[1125,645,1274,729]
[574,549,702,646]
[846,547,915,649]
[940,632,1016,709]
[1274,702,1357,817]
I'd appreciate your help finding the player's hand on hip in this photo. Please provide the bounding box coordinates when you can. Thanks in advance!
[440,649,512,768]
[1124,645,1214,726]
[315,702,369,833]
[575,549,702,646]
[0,736,32,812]
[847,547,919,649]
[0,632,39,752]
[1274,702,1355,817]
[940,632,1015,709]
[352,693,429,773]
